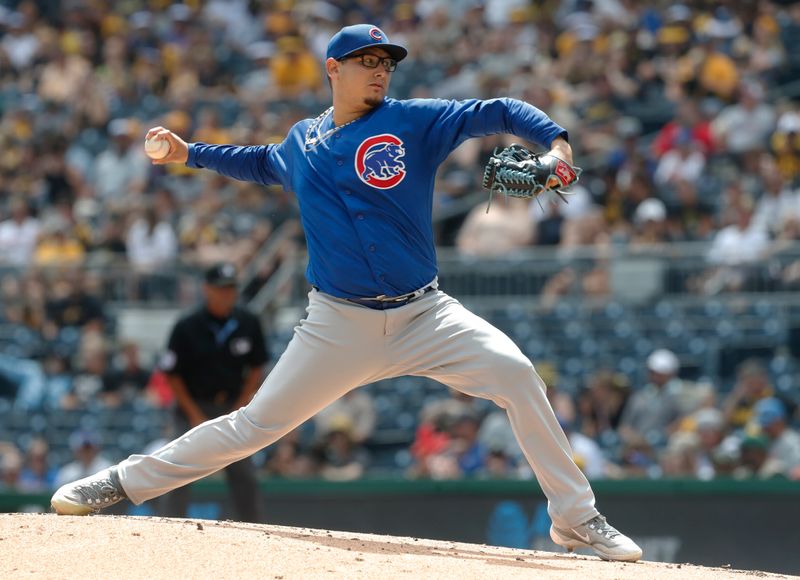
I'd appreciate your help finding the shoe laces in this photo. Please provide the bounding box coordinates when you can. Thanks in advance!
[74,477,123,506]
[586,516,621,540]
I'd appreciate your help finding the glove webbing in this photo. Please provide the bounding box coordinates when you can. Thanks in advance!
[482,147,574,213]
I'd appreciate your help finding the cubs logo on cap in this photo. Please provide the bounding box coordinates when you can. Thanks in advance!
[327,24,408,62]
[355,134,407,189]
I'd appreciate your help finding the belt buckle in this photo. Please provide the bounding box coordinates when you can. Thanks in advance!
[370,284,432,304]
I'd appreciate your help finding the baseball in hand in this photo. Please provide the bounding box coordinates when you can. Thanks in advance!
[144,137,170,160]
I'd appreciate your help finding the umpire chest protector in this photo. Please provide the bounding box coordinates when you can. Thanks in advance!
[161,306,268,402]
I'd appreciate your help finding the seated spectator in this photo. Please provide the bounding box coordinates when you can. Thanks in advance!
[262,427,317,479]
[0,196,40,267]
[411,389,489,479]
[696,37,739,101]
[44,274,105,332]
[752,160,798,237]
[269,36,323,99]
[313,389,376,445]
[0,443,22,490]
[618,438,659,478]
[90,213,128,265]
[691,408,728,480]
[770,216,800,290]
[770,110,800,183]
[413,410,487,480]
[126,203,179,300]
[668,408,727,480]
[126,204,179,274]
[37,34,91,105]
[33,216,85,267]
[698,196,769,294]
[746,10,786,79]
[665,180,715,242]
[53,429,113,489]
[732,434,770,479]
[480,447,517,479]
[143,368,175,409]
[618,349,684,447]
[1,353,46,411]
[653,129,706,187]
[659,431,701,478]
[17,438,58,492]
[101,341,151,408]
[751,397,800,480]
[456,197,534,257]
[651,99,715,158]
[448,412,487,477]
[477,412,530,479]
[61,342,107,410]
[563,417,615,480]
[722,359,774,430]
[577,369,631,439]
[711,81,776,157]
[629,197,671,248]
[91,118,149,203]
[314,418,370,482]
[41,352,72,410]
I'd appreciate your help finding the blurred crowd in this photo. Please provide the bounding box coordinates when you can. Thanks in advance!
[2,0,800,490]
[2,347,799,493]
[220,348,800,483]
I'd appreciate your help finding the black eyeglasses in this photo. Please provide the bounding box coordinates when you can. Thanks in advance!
[338,53,397,72]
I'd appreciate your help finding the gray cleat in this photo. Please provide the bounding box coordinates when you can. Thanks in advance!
[51,467,128,515]
[550,514,643,562]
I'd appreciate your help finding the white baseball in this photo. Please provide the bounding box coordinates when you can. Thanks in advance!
[144,137,170,160]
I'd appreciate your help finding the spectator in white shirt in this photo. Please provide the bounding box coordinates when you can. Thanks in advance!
[126,205,178,273]
[0,197,40,267]
[654,129,707,187]
[0,12,39,71]
[700,196,769,294]
[53,430,113,489]
[92,119,149,202]
[708,198,769,266]
[752,161,798,236]
[711,82,776,155]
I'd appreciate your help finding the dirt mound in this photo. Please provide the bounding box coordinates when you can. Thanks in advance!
[0,513,792,579]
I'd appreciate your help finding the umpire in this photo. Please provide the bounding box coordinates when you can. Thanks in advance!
[158,261,268,522]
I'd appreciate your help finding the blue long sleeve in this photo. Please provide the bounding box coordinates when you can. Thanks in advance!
[418,97,568,163]
[186,142,289,189]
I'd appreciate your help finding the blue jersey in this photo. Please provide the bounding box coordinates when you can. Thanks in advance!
[187,97,566,299]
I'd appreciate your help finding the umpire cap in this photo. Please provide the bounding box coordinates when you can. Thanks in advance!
[205,262,238,287]
[326,24,408,62]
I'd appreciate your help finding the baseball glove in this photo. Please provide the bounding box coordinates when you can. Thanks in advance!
[481,144,582,211]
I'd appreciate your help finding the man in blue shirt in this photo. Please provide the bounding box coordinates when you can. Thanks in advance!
[52,24,641,562]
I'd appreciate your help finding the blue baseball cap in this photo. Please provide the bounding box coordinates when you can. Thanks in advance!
[753,397,786,427]
[326,24,408,62]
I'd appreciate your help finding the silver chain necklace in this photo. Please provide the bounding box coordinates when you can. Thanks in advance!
[303,106,360,150]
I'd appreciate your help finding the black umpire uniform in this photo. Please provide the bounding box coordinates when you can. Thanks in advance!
[159,262,268,522]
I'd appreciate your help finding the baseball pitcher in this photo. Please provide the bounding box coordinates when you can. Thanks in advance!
[52,24,641,562]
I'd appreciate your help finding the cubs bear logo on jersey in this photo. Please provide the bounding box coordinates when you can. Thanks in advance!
[355,134,407,189]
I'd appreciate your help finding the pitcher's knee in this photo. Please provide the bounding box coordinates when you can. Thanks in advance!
[491,353,536,385]
[233,407,290,450]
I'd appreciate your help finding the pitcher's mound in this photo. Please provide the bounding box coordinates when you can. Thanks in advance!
[0,513,791,579]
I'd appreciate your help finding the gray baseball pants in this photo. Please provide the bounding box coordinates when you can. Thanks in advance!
[117,288,599,528]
